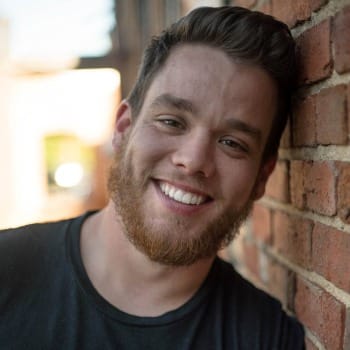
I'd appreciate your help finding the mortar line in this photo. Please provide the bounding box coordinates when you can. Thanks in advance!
[305,328,326,350]
[264,246,350,307]
[278,146,350,162]
[296,70,350,97]
[291,0,350,37]
[259,197,350,234]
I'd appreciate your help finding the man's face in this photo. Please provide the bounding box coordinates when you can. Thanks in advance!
[109,44,277,266]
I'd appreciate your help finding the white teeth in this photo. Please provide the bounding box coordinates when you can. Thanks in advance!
[159,182,207,205]
[182,193,192,204]
[174,190,183,202]
[165,183,170,194]
[190,196,198,205]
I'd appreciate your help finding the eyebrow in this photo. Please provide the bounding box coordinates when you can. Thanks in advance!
[225,118,262,144]
[150,93,262,143]
[150,93,197,114]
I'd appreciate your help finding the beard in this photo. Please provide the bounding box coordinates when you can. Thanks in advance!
[108,140,254,267]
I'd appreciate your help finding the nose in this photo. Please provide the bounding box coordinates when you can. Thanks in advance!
[171,131,215,177]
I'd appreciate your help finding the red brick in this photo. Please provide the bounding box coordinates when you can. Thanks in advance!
[257,1,272,15]
[273,212,312,268]
[290,160,307,209]
[265,160,289,202]
[336,162,350,224]
[305,337,318,350]
[271,0,296,26]
[272,0,327,27]
[333,6,350,73]
[312,223,350,292]
[309,0,329,11]
[243,240,260,279]
[304,161,337,216]
[348,84,350,136]
[297,19,332,84]
[344,308,350,350]
[292,95,317,146]
[231,0,256,8]
[315,85,348,145]
[252,203,272,243]
[295,277,345,350]
[265,258,295,310]
[304,0,327,16]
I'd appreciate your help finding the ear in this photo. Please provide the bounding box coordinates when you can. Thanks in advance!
[253,155,277,200]
[112,100,132,150]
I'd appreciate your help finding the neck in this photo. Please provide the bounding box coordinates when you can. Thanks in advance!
[80,201,215,317]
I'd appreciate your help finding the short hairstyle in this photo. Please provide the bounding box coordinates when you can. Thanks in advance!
[127,6,297,160]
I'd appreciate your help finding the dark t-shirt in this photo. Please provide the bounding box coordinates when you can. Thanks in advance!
[0,213,305,349]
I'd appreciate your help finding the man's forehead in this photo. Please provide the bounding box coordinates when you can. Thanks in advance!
[138,43,277,141]
[146,44,236,97]
[149,43,274,93]
[149,93,197,114]
[161,43,232,69]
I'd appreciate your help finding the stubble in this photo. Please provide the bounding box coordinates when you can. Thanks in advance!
[108,139,254,266]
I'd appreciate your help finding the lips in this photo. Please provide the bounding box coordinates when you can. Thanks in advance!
[159,181,209,205]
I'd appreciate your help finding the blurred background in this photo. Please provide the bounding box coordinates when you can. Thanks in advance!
[0,0,225,229]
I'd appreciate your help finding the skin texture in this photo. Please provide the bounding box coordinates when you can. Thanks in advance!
[109,44,277,266]
[81,44,278,316]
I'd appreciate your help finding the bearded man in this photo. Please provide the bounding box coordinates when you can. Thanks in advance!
[0,6,305,349]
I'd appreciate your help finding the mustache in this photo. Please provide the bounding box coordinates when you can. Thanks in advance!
[112,138,217,196]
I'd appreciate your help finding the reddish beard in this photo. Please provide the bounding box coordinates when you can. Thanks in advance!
[107,140,254,266]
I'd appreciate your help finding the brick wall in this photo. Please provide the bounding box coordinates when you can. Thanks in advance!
[229,1,350,349]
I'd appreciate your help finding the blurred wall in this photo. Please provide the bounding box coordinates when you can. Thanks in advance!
[0,66,120,228]
[79,0,224,99]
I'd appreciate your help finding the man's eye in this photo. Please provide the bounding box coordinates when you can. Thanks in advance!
[157,118,184,129]
[219,138,247,152]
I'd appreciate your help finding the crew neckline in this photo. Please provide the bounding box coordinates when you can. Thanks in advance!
[66,212,220,327]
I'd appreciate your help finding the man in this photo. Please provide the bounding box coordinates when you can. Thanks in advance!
[0,6,304,349]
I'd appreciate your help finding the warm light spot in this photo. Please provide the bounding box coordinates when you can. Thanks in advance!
[54,162,84,188]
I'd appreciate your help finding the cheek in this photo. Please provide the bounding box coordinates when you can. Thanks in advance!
[128,127,175,167]
[218,160,260,202]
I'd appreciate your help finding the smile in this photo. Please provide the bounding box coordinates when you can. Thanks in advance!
[159,181,207,205]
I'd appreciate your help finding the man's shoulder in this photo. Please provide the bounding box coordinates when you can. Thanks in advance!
[216,257,287,314]
[0,218,72,251]
[213,258,305,348]
[0,217,75,280]
[0,218,69,235]
[216,257,278,303]
[0,216,85,346]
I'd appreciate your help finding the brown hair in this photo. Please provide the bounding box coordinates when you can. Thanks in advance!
[127,6,297,160]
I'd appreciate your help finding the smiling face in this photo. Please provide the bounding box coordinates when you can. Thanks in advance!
[109,44,278,266]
